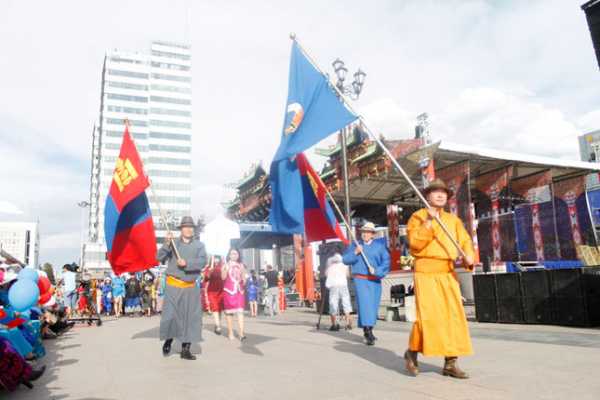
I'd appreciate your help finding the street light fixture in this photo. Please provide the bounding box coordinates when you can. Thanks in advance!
[331,58,366,235]
[77,201,90,268]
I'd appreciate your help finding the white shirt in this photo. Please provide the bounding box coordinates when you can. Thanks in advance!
[63,270,76,292]
[325,254,349,288]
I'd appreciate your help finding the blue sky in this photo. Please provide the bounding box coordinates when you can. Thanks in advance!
[0,0,599,266]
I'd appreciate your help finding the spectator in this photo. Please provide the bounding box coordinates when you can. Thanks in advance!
[264,265,279,317]
[325,253,353,331]
[60,264,77,319]
[101,277,113,316]
[246,271,259,317]
[112,274,125,318]
[124,275,142,316]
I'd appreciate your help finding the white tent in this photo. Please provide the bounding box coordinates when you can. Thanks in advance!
[202,214,241,258]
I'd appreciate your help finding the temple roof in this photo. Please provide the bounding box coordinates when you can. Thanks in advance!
[232,163,266,190]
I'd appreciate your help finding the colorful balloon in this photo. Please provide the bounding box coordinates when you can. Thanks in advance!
[38,292,52,305]
[8,279,40,312]
[18,267,39,283]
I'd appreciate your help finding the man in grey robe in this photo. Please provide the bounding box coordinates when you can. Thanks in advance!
[158,216,207,360]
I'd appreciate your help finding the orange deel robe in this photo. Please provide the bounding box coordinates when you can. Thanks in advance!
[407,208,474,357]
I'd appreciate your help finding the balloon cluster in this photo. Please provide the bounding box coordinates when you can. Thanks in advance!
[7,267,54,312]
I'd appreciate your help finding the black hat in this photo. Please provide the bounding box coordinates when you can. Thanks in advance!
[178,216,196,229]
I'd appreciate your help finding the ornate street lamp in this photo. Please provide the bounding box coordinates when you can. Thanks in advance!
[331,58,366,234]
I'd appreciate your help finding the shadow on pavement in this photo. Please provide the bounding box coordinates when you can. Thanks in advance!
[331,340,441,377]
[239,332,276,356]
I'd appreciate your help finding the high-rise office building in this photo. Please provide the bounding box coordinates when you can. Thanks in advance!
[84,41,192,275]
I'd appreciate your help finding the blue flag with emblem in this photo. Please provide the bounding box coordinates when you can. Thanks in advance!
[269,41,357,234]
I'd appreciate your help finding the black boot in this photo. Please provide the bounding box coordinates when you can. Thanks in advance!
[180,342,196,360]
[363,327,374,346]
[162,338,173,357]
[369,327,378,341]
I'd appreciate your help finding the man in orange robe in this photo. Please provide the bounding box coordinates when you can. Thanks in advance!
[405,178,475,379]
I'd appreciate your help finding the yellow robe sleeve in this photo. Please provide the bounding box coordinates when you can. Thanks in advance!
[455,218,475,267]
[407,212,434,253]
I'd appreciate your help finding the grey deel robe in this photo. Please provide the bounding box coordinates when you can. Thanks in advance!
[158,238,207,343]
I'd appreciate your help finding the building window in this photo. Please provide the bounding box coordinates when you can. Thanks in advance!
[104,143,148,151]
[150,96,191,106]
[106,105,148,115]
[147,170,191,178]
[149,132,191,141]
[109,56,145,65]
[151,50,191,61]
[147,157,191,165]
[151,61,190,71]
[151,73,191,83]
[154,196,191,204]
[107,69,149,79]
[105,130,147,140]
[150,84,191,94]
[105,118,147,127]
[106,93,148,103]
[106,81,149,91]
[149,144,191,153]
[149,120,191,129]
[153,41,191,50]
[150,108,191,117]
[151,183,191,191]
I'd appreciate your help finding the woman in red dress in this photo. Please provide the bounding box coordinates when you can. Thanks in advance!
[278,272,287,313]
[203,255,225,335]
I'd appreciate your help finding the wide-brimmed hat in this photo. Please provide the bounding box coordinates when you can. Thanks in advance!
[360,222,377,232]
[422,178,453,198]
[178,216,196,229]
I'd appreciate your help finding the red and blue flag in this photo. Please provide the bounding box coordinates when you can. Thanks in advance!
[104,125,157,275]
[296,153,348,244]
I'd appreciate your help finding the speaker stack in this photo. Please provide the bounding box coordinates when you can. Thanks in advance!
[521,270,553,324]
[472,267,600,327]
[473,274,497,322]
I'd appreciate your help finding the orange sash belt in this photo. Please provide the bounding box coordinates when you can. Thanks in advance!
[166,275,196,289]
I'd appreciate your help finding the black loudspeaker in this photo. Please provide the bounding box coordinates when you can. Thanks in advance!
[473,274,497,322]
[582,0,600,70]
[520,271,553,324]
[550,269,590,327]
[495,273,524,323]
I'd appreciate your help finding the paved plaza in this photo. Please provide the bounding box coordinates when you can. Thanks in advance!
[10,308,600,400]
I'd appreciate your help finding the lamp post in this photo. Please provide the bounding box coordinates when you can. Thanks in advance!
[77,201,90,268]
[331,58,366,236]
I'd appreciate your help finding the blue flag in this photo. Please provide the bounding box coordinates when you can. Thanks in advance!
[273,42,357,161]
[269,42,357,234]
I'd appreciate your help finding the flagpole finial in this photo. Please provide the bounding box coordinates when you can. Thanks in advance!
[289,32,296,40]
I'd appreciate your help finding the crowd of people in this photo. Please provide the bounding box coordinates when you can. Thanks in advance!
[0,263,75,393]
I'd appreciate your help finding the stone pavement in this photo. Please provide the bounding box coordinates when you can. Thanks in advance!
[9,308,600,400]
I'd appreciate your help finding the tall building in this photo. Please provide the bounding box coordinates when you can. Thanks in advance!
[84,41,192,276]
[579,130,600,162]
[0,222,40,268]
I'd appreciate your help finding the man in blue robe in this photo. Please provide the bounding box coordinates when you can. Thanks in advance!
[343,222,390,345]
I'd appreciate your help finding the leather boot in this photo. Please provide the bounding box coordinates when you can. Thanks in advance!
[162,338,173,357]
[180,343,196,360]
[404,350,419,376]
[363,327,374,346]
[369,327,377,341]
[443,357,469,379]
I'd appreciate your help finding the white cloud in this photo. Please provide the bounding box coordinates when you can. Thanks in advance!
[0,201,23,215]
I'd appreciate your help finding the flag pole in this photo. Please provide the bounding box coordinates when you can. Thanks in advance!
[324,188,376,274]
[289,34,469,261]
[124,119,182,261]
